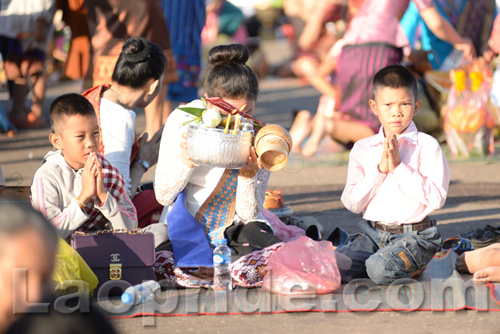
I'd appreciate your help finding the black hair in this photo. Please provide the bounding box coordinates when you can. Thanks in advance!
[0,202,58,252]
[111,36,167,89]
[49,93,95,133]
[205,44,259,101]
[372,65,418,100]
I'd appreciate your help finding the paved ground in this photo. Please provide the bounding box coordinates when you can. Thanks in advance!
[1,41,500,333]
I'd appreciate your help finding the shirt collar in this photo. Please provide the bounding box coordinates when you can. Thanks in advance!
[368,121,419,146]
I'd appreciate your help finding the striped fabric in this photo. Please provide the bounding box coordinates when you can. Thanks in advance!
[160,0,205,101]
[337,43,403,132]
[99,250,500,317]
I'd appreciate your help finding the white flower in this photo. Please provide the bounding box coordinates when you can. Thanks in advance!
[202,108,222,128]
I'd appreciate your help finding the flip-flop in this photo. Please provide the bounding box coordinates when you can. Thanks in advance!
[441,236,474,255]
[485,224,500,235]
[461,228,489,239]
[461,228,500,249]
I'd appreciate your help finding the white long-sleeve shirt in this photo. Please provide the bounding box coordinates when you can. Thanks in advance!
[30,151,138,239]
[154,106,270,225]
[99,98,136,196]
[341,122,450,225]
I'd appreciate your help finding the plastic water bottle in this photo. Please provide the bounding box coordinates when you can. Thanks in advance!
[213,238,232,293]
[121,280,161,305]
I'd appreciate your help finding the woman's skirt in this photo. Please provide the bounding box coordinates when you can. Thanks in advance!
[337,43,403,132]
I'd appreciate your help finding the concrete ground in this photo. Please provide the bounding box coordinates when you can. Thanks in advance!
[1,40,500,333]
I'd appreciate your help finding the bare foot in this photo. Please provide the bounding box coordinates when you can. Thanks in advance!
[302,111,326,157]
[11,111,46,129]
[456,250,485,274]
[301,137,321,157]
[289,110,312,153]
[473,266,500,284]
[321,137,346,154]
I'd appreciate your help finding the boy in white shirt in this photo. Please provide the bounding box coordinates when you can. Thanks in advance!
[30,93,138,239]
[337,65,450,284]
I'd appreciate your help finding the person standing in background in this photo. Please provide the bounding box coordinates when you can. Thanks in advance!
[401,0,495,69]
[0,0,55,131]
[160,0,206,118]
[55,0,91,83]
[84,0,178,138]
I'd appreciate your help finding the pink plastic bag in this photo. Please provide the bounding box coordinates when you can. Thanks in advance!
[261,208,305,242]
[262,236,342,295]
[443,59,496,157]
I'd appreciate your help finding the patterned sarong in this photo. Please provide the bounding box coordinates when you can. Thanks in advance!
[195,169,238,245]
[166,169,238,267]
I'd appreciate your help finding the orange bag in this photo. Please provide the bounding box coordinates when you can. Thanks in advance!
[443,59,496,157]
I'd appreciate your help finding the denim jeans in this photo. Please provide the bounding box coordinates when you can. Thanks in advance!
[336,220,442,284]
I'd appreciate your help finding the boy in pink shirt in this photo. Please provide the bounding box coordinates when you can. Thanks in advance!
[336,65,450,284]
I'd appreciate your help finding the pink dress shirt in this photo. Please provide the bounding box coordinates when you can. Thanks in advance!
[341,122,450,225]
[342,0,433,48]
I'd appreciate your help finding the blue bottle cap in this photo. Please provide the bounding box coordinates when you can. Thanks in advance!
[121,292,133,304]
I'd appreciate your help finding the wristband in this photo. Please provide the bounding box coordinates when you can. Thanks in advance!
[76,197,86,211]
[136,159,150,171]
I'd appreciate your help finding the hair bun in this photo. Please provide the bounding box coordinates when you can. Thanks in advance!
[122,36,151,63]
[207,44,249,68]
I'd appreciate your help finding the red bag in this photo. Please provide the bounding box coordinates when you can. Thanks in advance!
[133,189,164,228]
[262,236,343,295]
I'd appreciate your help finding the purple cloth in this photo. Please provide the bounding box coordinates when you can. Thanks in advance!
[337,43,403,132]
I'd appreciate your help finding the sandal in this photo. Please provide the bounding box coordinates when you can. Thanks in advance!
[485,224,500,235]
[441,236,474,255]
[460,229,500,249]
[327,227,350,247]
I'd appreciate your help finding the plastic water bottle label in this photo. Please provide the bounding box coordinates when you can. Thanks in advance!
[213,254,224,264]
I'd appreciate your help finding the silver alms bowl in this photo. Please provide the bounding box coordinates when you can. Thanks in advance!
[186,124,253,169]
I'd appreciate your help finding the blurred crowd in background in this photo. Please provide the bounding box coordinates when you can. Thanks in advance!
[1,0,500,158]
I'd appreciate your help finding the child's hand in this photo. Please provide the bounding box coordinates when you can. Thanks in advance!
[94,154,108,204]
[378,137,390,174]
[386,133,401,172]
[80,153,97,203]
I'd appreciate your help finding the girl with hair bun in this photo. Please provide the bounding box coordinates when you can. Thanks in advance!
[154,44,282,284]
[82,36,167,228]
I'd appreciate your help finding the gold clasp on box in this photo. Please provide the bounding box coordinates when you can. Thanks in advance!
[109,263,122,280]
